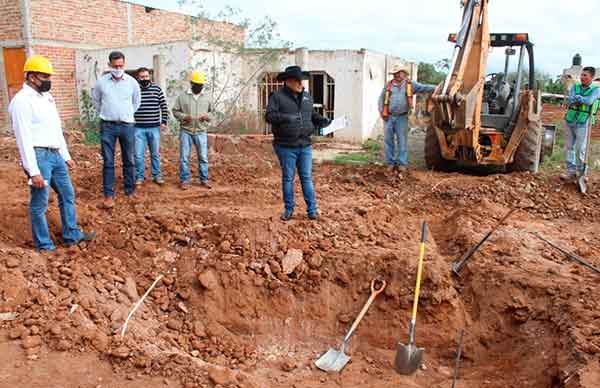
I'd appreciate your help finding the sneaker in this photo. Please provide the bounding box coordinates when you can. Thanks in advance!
[180,182,190,190]
[126,193,138,201]
[101,196,115,209]
[200,180,212,189]
[280,209,294,221]
[153,177,165,186]
[308,212,319,220]
[135,179,143,186]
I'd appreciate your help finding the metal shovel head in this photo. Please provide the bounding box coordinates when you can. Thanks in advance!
[394,342,424,375]
[577,175,587,194]
[314,347,351,372]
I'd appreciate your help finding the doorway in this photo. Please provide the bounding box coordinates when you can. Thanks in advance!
[3,48,26,101]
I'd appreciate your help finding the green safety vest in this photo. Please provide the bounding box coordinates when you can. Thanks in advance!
[565,83,599,125]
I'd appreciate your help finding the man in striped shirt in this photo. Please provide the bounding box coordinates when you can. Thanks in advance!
[134,67,169,186]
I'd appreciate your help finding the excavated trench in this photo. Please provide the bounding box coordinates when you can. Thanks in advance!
[1,136,599,387]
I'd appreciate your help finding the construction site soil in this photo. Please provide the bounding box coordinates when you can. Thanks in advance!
[1,134,599,388]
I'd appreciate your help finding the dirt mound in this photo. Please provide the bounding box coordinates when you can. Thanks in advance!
[1,135,599,387]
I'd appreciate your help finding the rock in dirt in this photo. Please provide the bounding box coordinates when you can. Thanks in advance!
[5,257,19,268]
[307,253,323,269]
[111,345,131,359]
[208,366,237,386]
[198,270,219,290]
[282,249,303,275]
[269,260,282,274]
[0,312,17,321]
[21,335,42,349]
[56,339,72,351]
[124,277,139,301]
[193,321,206,338]
[167,318,183,331]
[280,359,298,372]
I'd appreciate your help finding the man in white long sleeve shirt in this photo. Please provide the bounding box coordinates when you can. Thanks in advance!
[8,55,95,252]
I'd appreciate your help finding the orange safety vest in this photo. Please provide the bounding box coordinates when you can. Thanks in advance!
[382,79,414,118]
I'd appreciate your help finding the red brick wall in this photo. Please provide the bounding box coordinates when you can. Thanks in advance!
[543,103,600,139]
[0,0,23,41]
[30,0,129,45]
[32,45,78,123]
[29,0,244,47]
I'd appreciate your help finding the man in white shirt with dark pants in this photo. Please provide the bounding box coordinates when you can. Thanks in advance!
[8,55,95,252]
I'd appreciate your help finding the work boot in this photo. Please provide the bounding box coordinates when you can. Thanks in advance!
[200,180,212,189]
[308,212,319,221]
[101,196,115,209]
[280,209,294,221]
[560,171,576,181]
[397,165,408,172]
[153,176,165,186]
[126,193,138,201]
[180,182,190,191]
[66,231,96,247]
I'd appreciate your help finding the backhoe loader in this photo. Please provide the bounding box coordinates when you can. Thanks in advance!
[427,0,554,172]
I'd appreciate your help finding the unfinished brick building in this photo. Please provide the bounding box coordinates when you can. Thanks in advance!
[0,0,243,132]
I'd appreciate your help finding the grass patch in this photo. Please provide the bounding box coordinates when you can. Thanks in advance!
[333,153,371,165]
[333,136,384,165]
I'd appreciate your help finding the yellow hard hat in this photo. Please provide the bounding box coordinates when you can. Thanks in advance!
[23,55,54,75]
[190,71,206,85]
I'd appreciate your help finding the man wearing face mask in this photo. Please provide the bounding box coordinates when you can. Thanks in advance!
[265,66,331,221]
[134,67,169,186]
[92,51,141,208]
[8,55,96,251]
[172,71,213,190]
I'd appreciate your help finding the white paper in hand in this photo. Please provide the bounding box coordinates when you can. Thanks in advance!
[321,116,348,136]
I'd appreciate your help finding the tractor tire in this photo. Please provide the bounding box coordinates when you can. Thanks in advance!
[425,126,454,171]
[508,121,543,173]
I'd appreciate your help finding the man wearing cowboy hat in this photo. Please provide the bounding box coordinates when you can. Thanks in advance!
[266,65,331,221]
[378,64,436,171]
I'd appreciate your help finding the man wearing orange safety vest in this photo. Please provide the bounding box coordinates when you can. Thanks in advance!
[378,64,436,171]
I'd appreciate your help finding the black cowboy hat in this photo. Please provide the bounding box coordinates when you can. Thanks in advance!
[277,65,309,81]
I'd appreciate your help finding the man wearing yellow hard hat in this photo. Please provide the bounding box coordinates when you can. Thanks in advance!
[8,55,95,252]
[172,70,213,190]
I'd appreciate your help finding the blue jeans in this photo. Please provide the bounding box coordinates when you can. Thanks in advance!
[135,126,162,181]
[273,144,318,215]
[179,131,209,183]
[384,115,409,166]
[565,121,589,175]
[30,149,84,251]
[100,121,136,197]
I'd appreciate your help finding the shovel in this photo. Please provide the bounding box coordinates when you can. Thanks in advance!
[577,119,593,194]
[395,221,427,375]
[315,278,387,372]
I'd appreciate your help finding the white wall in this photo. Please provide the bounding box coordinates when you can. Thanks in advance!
[76,41,191,117]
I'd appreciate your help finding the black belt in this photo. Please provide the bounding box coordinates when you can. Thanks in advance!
[102,120,133,125]
[34,147,60,153]
[390,112,408,117]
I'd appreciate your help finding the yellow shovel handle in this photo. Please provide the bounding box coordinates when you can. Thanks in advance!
[410,222,427,322]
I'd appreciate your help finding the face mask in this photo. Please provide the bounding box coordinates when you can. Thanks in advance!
[191,84,204,95]
[111,69,125,78]
[39,80,52,92]
[139,79,151,88]
[34,75,51,92]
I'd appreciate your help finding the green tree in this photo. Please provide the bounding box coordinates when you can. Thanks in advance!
[418,62,447,85]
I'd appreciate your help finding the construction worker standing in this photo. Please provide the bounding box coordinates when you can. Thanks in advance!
[562,66,600,182]
[378,64,436,171]
[8,55,95,252]
[172,71,213,190]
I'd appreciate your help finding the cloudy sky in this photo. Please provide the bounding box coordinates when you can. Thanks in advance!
[132,0,599,76]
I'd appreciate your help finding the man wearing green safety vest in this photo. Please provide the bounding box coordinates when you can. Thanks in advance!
[562,66,600,182]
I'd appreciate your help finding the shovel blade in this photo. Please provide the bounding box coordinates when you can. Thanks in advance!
[314,348,350,372]
[577,176,588,194]
[394,342,424,375]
